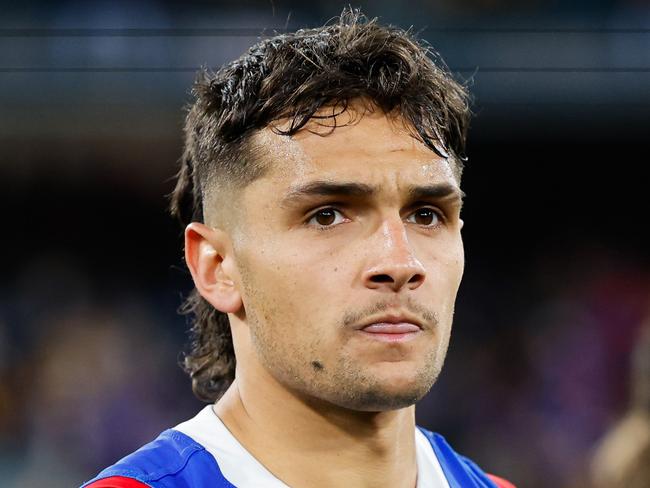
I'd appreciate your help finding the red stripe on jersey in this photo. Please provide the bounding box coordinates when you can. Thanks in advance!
[488,473,517,488]
[84,476,150,488]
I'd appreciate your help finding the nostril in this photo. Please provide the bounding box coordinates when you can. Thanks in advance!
[408,273,424,283]
[370,274,394,283]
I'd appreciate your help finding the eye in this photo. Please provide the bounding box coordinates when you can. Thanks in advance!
[406,207,442,227]
[306,208,347,228]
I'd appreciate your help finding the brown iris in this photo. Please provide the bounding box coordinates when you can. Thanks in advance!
[412,208,438,226]
[314,209,337,226]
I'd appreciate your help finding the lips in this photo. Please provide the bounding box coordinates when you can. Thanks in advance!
[362,322,421,333]
[354,313,424,343]
[355,311,424,331]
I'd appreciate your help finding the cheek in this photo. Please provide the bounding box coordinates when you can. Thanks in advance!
[250,230,353,289]
[420,236,464,300]
[441,243,465,316]
[237,243,337,330]
[446,242,465,289]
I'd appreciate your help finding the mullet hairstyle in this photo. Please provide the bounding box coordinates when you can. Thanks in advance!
[170,8,472,402]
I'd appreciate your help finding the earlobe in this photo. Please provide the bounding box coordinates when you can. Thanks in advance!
[184,223,242,314]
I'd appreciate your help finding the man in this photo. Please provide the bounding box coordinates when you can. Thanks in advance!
[83,9,515,488]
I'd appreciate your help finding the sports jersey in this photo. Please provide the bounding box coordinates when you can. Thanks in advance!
[82,406,515,488]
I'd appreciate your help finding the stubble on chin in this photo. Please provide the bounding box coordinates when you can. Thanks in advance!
[247,307,450,413]
[260,338,447,413]
[322,345,444,412]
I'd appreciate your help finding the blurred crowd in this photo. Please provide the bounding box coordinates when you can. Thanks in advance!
[445,253,649,487]
[0,263,200,486]
[0,247,647,488]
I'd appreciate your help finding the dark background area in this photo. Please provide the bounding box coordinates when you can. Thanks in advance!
[0,1,648,487]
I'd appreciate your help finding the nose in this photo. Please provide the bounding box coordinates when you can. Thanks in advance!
[362,217,426,292]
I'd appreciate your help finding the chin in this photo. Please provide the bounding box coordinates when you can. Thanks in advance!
[336,371,436,412]
[343,386,428,412]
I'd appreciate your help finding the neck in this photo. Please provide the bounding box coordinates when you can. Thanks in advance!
[214,374,418,488]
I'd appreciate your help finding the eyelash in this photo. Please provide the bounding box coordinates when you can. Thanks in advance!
[305,207,349,231]
[304,206,446,230]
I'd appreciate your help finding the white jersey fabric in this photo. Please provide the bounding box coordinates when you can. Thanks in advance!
[174,405,451,488]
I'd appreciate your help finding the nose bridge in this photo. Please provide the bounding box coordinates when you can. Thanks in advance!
[363,213,426,291]
[379,214,416,263]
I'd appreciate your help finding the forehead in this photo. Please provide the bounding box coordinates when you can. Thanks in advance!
[253,109,458,189]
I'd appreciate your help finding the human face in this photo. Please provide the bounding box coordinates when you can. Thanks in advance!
[231,108,465,412]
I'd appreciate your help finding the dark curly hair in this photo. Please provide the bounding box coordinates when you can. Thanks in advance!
[170,8,472,402]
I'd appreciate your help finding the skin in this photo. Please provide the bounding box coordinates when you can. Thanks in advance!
[185,105,465,488]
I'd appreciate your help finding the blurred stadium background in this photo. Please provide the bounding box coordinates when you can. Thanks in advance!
[1,1,649,487]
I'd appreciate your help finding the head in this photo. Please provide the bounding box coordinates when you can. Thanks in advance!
[172,9,471,411]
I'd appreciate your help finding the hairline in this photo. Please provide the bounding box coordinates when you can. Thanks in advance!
[201,104,463,229]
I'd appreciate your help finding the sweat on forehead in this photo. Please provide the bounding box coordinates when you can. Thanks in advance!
[253,106,461,182]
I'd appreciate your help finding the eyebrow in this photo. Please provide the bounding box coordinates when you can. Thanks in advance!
[281,180,464,206]
[281,181,376,205]
[408,184,466,202]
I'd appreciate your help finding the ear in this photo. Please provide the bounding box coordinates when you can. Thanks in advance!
[184,222,242,314]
